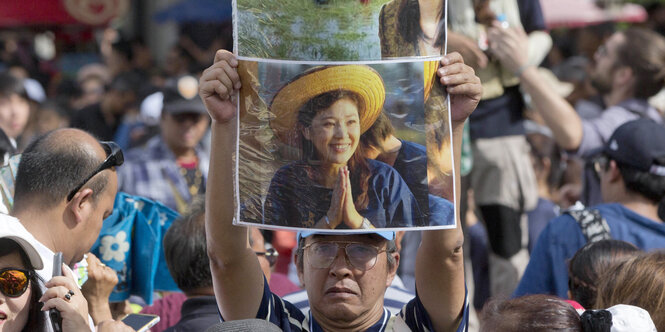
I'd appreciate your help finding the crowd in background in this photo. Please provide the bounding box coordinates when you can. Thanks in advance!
[1,0,665,331]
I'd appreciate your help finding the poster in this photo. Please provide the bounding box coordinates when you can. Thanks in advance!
[233,0,453,231]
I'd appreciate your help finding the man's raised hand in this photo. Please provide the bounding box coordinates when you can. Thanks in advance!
[199,50,241,123]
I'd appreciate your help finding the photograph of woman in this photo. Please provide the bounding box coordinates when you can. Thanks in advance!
[258,64,426,229]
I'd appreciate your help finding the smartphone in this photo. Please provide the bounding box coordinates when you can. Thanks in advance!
[50,252,63,332]
[121,313,160,332]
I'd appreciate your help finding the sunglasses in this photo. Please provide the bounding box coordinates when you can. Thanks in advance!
[67,141,124,202]
[255,248,279,267]
[0,268,34,298]
[303,241,387,271]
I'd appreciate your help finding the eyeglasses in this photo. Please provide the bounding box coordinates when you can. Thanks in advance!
[0,268,34,298]
[67,141,124,202]
[303,241,387,271]
[255,248,279,267]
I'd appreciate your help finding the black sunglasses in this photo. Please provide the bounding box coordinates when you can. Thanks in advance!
[66,141,124,202]
[255,248,279,267]
[0,268,34,298]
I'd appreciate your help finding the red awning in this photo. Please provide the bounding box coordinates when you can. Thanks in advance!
[0,0,128,27]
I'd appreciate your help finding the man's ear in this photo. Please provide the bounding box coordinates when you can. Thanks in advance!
[614,66,634,87]
[66,188,94,228]
[607,160,622,183]
[302,127,311,141]
[386,252,400,288]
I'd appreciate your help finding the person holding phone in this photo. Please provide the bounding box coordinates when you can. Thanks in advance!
[0,233,102,331]
[1,128,136,330]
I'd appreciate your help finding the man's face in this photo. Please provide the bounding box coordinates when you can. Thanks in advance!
[160,112,210,152]
[298,234,397,324]
[590,33,625,95]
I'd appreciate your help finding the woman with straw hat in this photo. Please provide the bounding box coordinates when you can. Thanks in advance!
[263,65,423,229]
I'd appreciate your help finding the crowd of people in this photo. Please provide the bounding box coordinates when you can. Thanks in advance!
[1,0,665,331]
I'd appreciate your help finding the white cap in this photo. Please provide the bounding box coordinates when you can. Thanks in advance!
[0,218,44,270]
[606,304,657,332]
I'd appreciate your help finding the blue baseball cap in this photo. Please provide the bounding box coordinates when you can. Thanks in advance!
[297,230,395,245]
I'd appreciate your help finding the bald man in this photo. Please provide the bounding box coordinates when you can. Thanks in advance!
[3,128,129,329]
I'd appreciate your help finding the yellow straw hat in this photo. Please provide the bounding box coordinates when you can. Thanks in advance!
[269,65,385,144]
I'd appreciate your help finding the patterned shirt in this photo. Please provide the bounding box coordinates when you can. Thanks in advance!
[117,136,210,212]
[235,278,469,332]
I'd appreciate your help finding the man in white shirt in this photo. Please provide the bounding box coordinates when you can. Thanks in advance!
[6,128,129,330]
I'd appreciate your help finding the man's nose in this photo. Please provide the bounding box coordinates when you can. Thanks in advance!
[329,250,353,278]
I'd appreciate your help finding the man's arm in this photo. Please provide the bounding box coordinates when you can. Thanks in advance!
[417,52,481,332]
[200,50,266,320]
[487,24,584,150]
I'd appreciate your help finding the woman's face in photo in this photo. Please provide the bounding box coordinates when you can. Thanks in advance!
[0,251,31,332]
[305,98,361,166]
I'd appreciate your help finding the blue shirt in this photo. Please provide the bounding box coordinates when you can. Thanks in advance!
[263,159,423,228]
[239,278,469,332]
[514,203,665,298]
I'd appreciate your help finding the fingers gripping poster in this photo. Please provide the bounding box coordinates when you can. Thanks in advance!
[233,0,453,231]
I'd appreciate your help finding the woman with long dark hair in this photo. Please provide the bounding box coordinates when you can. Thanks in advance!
[263,65,422,229]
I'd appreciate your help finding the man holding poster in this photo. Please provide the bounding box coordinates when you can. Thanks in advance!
[199,49,480,331]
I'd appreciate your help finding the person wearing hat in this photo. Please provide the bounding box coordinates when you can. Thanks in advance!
[199,50,480,332]
[0,232,134,331]
[118,75,210,213]
[0,232,46,331]
[263,65,422,229]
[514,118,665,299]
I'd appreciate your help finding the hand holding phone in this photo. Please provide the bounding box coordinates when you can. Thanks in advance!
[121,313,160,332]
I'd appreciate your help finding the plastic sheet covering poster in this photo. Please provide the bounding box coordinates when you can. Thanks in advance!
[233,0,454,231]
